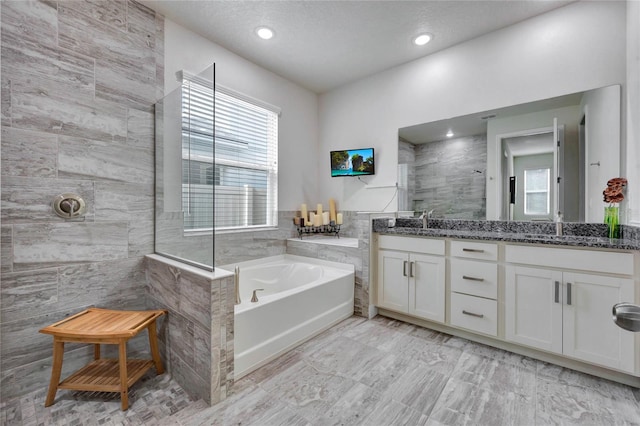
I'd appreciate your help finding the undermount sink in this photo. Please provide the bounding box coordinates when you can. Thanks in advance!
[612,303,640,332]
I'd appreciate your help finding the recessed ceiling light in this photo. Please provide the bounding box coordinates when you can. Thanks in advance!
[446,130,454,138]
[255,26,274,40]
[413,33,432,46]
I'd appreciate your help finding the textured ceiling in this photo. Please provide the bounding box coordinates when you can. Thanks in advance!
[142,0,574,93]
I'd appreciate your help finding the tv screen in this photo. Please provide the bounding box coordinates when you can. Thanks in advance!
[330,148,375,177]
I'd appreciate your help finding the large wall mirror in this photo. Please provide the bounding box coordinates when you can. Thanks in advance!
[398,84,621,223]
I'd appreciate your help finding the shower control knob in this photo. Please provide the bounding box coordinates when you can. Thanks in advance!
[52,193,87,219]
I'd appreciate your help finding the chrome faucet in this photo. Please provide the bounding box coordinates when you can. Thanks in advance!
[251,289,264,303]
[422,209,434,229]
[235,266,241,305]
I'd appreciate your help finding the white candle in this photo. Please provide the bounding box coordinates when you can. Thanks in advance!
[322,212,330,225]
[336,213,343,225]
[301,204,308,222]
[314,214,322,227]
[316,203,323,217]
[308,212,315,226]
[329,198,337,222]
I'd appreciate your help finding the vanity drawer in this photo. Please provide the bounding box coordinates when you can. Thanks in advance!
[450,259,498,299]
[505,245,634,275]
[450,292,497,336]
[450,240,498,261]
[378,235,444,256]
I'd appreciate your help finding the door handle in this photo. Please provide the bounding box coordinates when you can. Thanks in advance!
[554,281,560,303]
[409,261,415,278]
[462,275,484,282]
[403,261,408,277]
[567,282,572,305]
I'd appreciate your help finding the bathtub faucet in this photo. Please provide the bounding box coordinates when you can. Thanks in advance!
[251,289,264,303]
[235,266,241,305]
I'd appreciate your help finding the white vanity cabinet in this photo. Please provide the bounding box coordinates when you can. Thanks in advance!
[377,235,445,322]
[505,245,635,373]
[450,241,499,336]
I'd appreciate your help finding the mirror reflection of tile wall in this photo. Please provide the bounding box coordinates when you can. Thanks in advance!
[399,134,487,219]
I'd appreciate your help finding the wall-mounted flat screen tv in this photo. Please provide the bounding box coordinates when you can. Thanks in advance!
[330,148,375,177]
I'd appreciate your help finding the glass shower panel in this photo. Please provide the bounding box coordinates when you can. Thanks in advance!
[155,64,215,270]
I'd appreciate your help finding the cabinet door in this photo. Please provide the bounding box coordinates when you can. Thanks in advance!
[562,273,635,373]
[377,250,408,312]
[408,253,445,322]
[505,266,563,354]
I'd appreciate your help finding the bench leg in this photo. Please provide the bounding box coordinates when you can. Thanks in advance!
[118,341,128,411]
[148,321,164,374]
[45,340,64,407]
[94,344,100,360]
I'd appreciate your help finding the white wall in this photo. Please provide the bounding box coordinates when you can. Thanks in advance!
[163,19,319,210]
[627,0,640,226]
[318,1,627,213]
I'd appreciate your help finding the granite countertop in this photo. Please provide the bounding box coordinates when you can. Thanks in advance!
[372,218,640,251]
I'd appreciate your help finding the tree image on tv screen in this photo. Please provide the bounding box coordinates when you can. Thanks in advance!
[352,154,374,173]
[331,151,350,170]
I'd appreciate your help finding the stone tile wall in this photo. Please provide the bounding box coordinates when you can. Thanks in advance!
[413,134,487,219]
[145,255,235,405]
[398,138,416,212]
[0,0,163,399]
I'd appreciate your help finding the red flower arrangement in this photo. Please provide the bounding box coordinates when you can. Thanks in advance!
[603,177,627,204]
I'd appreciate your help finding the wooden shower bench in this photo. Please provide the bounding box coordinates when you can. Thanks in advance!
[39,308,167,411]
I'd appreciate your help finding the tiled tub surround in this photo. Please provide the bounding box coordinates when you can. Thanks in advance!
[373,218,640,250]
[144,254,235,405]
[153,209,374,318]
[0,0,164,400]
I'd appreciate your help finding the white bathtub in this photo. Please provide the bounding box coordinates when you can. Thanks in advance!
[220,254,354,378]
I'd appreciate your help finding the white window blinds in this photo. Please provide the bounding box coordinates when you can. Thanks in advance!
[182,77,278,232]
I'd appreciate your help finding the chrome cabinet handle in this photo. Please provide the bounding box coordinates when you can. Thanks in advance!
[462,248,485,253]
[567,282,572,305]
[403,261,408,277]
[409,261,415,278]
[462,275,484,282]
[554,281,560,303]
[462,310,484,318]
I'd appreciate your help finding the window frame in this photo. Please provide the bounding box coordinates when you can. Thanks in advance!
[180,71,280,234]
[523,167,551,216]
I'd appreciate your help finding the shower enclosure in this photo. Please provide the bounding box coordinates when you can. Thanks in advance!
[155,64,215,270]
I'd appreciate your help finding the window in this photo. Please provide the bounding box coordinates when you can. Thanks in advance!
[182,76,278,232]
[524,168,550,215]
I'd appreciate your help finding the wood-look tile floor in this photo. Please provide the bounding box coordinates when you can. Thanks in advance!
[3,315,640,425]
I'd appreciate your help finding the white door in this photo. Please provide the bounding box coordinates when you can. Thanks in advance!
[562,272,635,373]
[583,85,621,222]
[512,152,554,221]
[377,250,408,312]
[505,266,563,354]
[408,253,445,323]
